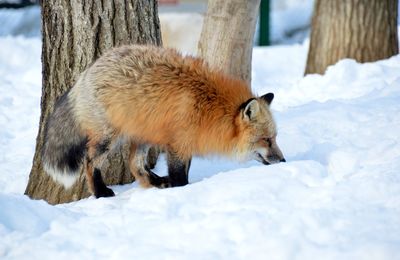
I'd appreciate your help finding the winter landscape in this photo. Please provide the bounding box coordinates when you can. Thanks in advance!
[1,2,400,260]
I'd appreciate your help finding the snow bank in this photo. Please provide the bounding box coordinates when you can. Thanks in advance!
[0,36,41,194]
[255,48,400,111]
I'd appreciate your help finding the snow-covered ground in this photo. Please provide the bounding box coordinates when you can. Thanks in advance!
[1,36,400,259]
[1,3,400,260]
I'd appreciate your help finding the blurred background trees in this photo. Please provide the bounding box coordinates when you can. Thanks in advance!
[198,0,260,85]
[305,0,398,75]
[0,0,36,9]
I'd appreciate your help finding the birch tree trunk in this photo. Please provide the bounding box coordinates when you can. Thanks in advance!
[305,0,398,75]
[198,0,260,85]
[25,0,162,204]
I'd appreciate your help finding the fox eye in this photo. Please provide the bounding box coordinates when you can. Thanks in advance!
[264,138,272,147]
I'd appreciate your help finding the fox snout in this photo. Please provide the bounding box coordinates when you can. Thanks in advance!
[254,140,285,165]
[264,154,286,165]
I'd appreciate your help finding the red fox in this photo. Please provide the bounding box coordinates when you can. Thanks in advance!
[42,45,285,198]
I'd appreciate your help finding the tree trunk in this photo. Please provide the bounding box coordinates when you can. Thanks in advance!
[198,0,260,85]
[25,0,162,204]
[305,0,398,75]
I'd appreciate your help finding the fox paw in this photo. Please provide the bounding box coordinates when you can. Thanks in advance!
[147,171,171,188]
[94,186,115,198]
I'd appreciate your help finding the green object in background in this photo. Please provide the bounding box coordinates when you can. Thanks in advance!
[259,0,270,46]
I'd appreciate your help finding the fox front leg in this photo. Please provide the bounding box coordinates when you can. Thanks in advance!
[167,150,191,187]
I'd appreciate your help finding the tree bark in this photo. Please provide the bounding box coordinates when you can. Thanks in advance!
[25,0,162,204]
[198,0,260,85]
[305,0,398,75]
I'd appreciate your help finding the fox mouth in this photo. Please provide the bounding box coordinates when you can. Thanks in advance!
[255,153,286,165]
[256,153,270,165]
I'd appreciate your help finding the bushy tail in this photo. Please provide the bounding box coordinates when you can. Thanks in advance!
[42,91,88,188]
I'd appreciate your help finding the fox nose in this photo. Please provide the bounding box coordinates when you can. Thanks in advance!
[280,158,286,162]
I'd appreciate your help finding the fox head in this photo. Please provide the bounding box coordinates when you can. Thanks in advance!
[236,93,285,165]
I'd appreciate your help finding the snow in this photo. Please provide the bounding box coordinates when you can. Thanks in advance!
[0,36,41,194]
[1,3,400,260]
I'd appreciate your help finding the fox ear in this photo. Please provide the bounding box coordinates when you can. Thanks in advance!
[241,98,259,121]
[261,92,274,105]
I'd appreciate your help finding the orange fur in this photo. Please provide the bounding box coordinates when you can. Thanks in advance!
[82,45,255,160]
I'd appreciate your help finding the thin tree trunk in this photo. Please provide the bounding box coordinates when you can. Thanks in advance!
[25,0,162,204]
[305,0,398,75]
[198,0,260,85]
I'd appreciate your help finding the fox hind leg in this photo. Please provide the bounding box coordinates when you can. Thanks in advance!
[86,138,115,198]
